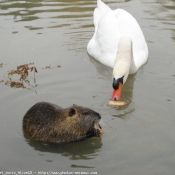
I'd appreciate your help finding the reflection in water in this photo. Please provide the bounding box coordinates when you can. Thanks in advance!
[25,136,102,161]
[71,164,95,168]
[88,54,113,80]
[144,0,175,41]
[0,0,95,51]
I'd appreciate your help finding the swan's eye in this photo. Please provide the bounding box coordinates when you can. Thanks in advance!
[113,77,123,90]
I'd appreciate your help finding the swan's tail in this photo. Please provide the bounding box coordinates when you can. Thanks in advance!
[93,0,111,27]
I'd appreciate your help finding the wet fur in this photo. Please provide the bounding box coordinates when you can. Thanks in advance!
[23,102,101,143]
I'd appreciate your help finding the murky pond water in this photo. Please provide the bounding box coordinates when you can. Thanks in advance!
[0,0,175,174]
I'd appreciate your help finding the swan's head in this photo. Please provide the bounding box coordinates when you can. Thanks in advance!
[111,69,129,101]
[112,76,123,101]
[111,36,132,101]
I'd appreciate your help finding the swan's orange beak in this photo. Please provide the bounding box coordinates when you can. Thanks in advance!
[112,82,122,101]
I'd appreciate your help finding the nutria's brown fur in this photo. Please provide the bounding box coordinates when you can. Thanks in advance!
[23,102,103,143]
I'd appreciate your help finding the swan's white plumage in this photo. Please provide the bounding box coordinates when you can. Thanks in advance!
[87,0,148,74]
[93,0,110,28]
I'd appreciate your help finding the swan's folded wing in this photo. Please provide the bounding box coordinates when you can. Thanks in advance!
[93,0,111,27]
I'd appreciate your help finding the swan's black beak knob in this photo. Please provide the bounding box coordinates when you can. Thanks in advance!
[112,77,123,101]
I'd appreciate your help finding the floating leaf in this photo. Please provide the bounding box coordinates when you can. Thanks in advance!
[10,81,25,88]
[43,65,51,69]
[42,65,61,69]
[17,64,29,70]
[8,70,21,76]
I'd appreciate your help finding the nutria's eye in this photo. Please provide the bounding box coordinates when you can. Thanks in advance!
[69,108,76,117]
[82,112,89,116]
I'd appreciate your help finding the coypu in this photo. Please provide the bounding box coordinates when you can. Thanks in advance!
[23,102,103,143]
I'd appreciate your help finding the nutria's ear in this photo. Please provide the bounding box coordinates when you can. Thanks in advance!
[69,108,76,117]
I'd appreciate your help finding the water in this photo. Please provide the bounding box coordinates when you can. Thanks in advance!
[0,0,175,174]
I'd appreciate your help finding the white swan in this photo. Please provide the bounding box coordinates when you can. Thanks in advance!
[87,0,148,101]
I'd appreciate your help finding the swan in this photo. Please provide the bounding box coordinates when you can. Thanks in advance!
[87,0,148,101]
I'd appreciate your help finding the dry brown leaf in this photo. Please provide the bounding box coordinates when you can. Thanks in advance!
[10,81,25,88]
[34,67,38,73]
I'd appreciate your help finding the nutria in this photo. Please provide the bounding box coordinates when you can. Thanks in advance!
[23,102,103,143]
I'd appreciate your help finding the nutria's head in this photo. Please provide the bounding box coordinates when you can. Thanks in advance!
[23,102,103,143]
[60,104,102,141]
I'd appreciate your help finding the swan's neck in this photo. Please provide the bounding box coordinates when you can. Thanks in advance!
[113,36,136,83]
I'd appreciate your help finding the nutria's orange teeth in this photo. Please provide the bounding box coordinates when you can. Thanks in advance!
[94,123,103,136]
